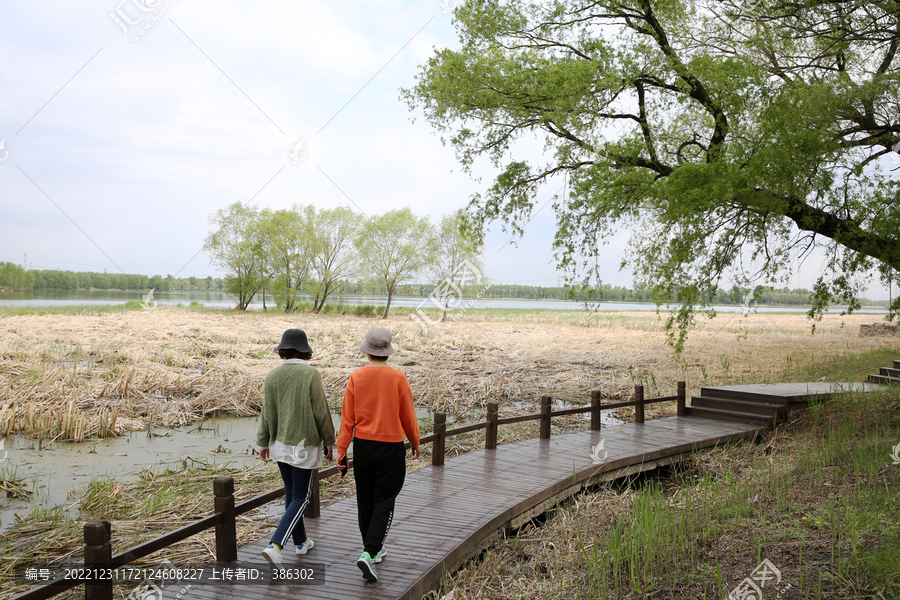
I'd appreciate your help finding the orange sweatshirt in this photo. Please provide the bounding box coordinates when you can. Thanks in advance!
[337,365,421,455]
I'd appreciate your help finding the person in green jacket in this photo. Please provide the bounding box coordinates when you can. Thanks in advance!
[258,329,336,569]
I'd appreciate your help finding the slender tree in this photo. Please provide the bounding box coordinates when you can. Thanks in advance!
[203,202,266,310]
[307,206,360,313]
[430,210,486,322]
[259,207,312,313]
[356,208,436,319]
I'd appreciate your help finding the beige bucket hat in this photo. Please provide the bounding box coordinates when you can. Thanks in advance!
[359,327,395,356]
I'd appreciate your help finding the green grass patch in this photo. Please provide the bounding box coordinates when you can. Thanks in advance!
[572,386,900,598]
[779,347,899,383]
[0,302,145,317]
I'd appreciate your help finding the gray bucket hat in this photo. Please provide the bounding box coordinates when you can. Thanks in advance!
[274,329,313,353]
[359,327,394,356]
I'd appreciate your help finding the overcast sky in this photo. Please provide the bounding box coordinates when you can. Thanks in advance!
[0,1,893,299]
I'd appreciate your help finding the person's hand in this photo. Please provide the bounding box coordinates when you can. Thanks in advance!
[410,446,420,460]
[323,445,333,461]
[336,454,348,478]
[259,447,270,463]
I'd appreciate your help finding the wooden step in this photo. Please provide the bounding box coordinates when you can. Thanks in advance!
[684,405,774,429]
[881,367,900,378]
[690,395,785,418]
[894,360,900,369]
[698,386,791,406]
[868,373,900,386]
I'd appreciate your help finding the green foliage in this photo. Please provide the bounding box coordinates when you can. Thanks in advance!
[0,262,36,291]
[258,206,312,313]
[429,210,487,320]
[405,0,900,350]
[354,208,437,318]
[203,202,267,310]
[306,206,360,314]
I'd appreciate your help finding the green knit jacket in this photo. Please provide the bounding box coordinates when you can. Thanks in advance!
[256,361,336,449]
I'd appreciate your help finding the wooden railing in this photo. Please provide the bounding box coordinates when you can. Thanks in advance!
[11,383,686,600]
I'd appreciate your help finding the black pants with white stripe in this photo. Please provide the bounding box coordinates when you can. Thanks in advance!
[352,438,406,556]
[271,462,315,547]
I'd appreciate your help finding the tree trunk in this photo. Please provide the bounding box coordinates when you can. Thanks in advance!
[382,286,394,319]
[442,292,450,322]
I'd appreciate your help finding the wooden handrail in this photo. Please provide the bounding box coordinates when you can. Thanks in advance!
[11,382,685,600]
[495,413,544,426]
[443,421,490,437]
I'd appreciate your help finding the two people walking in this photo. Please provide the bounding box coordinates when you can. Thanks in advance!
[256,326,420,583]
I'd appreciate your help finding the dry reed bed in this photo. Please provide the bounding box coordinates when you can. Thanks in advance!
[0,308,895,441]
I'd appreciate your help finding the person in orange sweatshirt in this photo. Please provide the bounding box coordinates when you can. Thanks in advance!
[336,327,420,582]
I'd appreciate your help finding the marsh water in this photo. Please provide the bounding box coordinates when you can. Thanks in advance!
[1,289,887,313]
[0,404,622,533]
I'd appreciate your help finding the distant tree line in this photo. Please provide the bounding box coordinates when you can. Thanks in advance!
[379,282,881,306]
[1,260,883,308]
[0,262,224,293]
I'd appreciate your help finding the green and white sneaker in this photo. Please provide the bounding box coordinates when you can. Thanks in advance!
[356,551,378,581]
[295,539,314,555]
[373,548,386,563]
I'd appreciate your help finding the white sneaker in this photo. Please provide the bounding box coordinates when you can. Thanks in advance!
[296,539,314,555]
[262,544,282,569]
[373,548,386,563]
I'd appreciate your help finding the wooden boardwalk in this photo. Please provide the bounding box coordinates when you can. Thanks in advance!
[701,381,882,407]
[161,416,761,600]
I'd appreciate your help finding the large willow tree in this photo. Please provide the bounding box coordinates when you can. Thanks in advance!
[405,0,900,347]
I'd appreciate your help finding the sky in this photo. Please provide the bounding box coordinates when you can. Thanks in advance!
[0,0,893,299]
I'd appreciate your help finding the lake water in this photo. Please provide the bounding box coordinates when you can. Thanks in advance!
[0,289,889,313]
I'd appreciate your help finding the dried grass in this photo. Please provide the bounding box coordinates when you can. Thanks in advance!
[0,308,895,440]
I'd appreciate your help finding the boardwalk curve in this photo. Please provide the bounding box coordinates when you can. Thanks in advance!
[164,417,760,600]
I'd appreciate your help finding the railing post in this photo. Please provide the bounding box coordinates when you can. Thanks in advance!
[307,475,321,519]
[214,477,237,563]
[485,402,499,450]
[84,520,112,600]
[677,381,686,417]
[432,411,446,467]
[540,395,552,439]
[590,390,602,431]
[635,385,645,424]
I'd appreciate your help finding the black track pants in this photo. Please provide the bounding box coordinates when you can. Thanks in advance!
[352,438,406,556]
